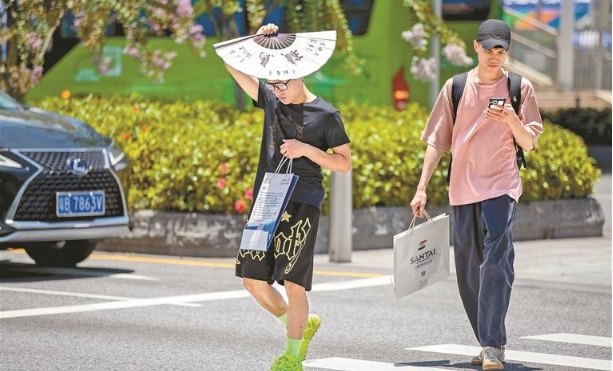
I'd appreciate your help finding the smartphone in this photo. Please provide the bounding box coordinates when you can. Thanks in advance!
[489,97,506,109]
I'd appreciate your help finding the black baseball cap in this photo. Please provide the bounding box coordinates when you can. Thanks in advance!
[476,19,511,51]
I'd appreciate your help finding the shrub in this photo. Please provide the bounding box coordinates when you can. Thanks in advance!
[540,108,612,146]
[35,96,601,214]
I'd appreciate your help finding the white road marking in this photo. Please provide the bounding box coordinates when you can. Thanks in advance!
[304,357,451,371]
[0,276,390,319]
[8,266,158,281]
[0,289,250,319]
[522,333,612,347]
[0,286,201,307]
[311,276,392,291]
[408,344,612,371]
[107,273,159,281]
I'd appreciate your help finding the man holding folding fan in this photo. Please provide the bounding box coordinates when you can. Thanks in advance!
[217,23,352,371]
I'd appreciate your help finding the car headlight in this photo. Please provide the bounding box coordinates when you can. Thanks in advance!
[0,153,22,169]
[108,143,129,171]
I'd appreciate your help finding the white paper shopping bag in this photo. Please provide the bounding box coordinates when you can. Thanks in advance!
[239,157,298,251]
[392,213,450,299]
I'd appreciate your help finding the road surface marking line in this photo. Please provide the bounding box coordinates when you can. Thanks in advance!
[408,344,611,371]
[304,357,451,371]
[91,252,384,278]
[5,249,385,278]
[90,253,235,268]
[311,276,392,291]
[0,276,390,319]
[313,270,384,278]
[0,289,251,319]
[0,286,201,307]
[522,333,612,347]
[7,266,158,281]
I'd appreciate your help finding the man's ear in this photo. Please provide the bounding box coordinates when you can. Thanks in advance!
[473,40,480,53]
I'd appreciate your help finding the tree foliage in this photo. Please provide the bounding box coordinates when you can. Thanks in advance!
[1,0,205,100]
[0,0,468,100]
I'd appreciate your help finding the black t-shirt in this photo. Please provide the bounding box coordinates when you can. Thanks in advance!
[252,81,350,209]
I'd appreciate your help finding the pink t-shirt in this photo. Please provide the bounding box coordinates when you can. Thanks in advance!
[421,69,543,206]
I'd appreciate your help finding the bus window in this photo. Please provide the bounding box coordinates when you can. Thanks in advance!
[340,0,374,35]
[196,5,247,36]
[261,5,286,32]
[443,0,491,21]
[263,0,374,36]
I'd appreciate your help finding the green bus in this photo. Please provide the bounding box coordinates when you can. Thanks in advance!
[27,0,500,109]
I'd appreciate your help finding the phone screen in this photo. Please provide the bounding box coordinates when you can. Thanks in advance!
[489,98,505,109]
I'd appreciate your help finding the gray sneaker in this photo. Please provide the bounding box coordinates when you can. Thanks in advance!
[471,346,505,368]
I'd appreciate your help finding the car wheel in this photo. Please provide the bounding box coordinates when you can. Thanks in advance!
[24,240,97,267]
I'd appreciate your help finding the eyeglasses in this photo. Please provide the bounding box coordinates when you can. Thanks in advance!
[264,80,290,91]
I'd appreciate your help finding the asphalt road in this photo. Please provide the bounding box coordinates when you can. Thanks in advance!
[1,173,610,371]
[1,234,611,371]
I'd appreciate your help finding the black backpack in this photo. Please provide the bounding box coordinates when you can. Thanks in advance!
[446,71,526,183]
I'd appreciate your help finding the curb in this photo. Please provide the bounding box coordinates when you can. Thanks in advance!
[98,197,605,258]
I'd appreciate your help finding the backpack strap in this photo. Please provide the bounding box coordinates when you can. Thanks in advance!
[507,72,527,169]
[451,72,468,122]
[446,72,468,183]
[446,71,527,183]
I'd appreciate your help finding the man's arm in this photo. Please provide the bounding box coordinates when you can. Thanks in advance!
[222,23,280,102]
[485,102,540,152]
[224,63,259,101]
[410,144,446,218]
[281,140,352,174]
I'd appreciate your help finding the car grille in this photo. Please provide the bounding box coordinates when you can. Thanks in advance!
[12,151,125,221]
[21,150,107,170]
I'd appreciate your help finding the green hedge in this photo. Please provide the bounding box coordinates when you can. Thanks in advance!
[36,96,601,214]
[540,107,612,146]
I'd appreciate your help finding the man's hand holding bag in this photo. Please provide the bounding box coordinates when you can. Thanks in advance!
[392,211,451,299]
[239,156,298,251]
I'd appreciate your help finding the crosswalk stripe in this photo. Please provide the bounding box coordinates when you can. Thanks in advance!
[0,286,201,307]
[6,266,158,281]
[0,277,391,319]
[522,333,612,347]
[407,344,612,371]
[304,357,451,371]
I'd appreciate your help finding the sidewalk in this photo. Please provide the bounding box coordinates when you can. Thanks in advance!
[316,236,612,290]
[317,173,612,290]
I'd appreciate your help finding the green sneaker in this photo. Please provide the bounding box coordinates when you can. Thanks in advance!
[299,314,321,360]
[270,353,303,371]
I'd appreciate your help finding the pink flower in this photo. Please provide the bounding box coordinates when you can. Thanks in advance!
[219,163,228,175]
[244,188,253,200]
[177,0,193,17]
[216,178,226,189]
[234,200,246,213]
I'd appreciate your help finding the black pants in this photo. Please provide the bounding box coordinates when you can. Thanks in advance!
[236,201,320,291]
[452,195,516,349]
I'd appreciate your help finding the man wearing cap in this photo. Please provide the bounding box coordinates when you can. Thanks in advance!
[409,19,543,370]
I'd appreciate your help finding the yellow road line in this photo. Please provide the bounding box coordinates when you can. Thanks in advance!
[89,253,384,278]
[90,253,234,268]
[5,249,384,279]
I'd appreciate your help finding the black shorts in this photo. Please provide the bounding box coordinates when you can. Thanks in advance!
[236,201,320,291]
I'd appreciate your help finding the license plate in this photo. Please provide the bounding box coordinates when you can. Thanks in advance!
[56,191,105,217]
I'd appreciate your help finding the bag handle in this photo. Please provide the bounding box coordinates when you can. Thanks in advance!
[408,209,433,233]
[274,155,293,174]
